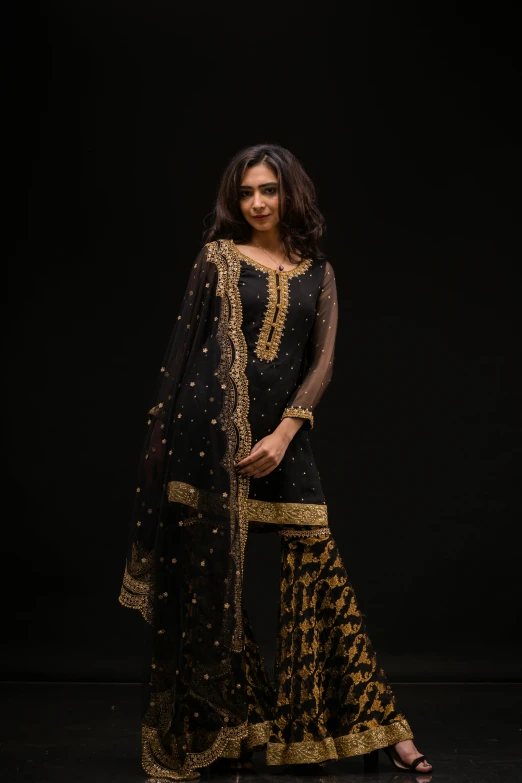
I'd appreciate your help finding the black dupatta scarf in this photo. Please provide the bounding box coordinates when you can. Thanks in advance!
[119,240,254,779]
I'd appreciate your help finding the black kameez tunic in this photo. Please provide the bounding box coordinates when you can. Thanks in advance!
[237,242,335,515]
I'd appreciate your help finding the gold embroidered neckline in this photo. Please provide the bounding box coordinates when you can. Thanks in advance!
[231,240,312,278]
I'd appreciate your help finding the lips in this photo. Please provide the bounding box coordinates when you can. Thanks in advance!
[253,215,270,220]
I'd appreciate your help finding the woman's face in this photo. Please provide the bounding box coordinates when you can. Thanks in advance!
[238,163,280,234]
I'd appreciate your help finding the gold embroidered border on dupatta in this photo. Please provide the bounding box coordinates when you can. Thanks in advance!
[206,239,252,653]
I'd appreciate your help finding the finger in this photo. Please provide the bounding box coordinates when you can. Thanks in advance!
[238,452,269,472]
[236,449,262,469]
[239,453,271,472]
[242,457,275,477]
[253,465,276,478]
[253,456,281,476]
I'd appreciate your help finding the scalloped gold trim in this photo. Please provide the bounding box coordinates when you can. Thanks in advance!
[265,718,414,765]
[281,406,314,428]
[141,720,249,778]
[206,239,252,653]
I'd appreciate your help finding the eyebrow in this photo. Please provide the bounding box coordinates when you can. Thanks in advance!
[239,181,278,189]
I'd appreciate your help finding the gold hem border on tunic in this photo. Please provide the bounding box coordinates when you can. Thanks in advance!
[218,718,414,764]
[167,479,328,527]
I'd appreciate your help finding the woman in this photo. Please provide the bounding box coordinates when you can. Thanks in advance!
[119,143,433,779]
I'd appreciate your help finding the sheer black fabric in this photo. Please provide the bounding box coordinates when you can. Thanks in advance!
[284,260,338,428]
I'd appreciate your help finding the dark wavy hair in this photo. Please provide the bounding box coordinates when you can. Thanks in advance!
[203,143,327,262]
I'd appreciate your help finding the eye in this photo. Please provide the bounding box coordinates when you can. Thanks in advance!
[239,191,251,199]
[264,187,277,195]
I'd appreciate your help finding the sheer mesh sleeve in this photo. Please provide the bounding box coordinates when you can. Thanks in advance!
[281,261,338,430]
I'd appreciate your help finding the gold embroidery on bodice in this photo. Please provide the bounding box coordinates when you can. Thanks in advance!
[230,240,312,362]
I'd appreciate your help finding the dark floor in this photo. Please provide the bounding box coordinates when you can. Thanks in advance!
[1,683,520,783]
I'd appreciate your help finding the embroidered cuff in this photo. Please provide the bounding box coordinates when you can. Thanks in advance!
[281,406,314,429]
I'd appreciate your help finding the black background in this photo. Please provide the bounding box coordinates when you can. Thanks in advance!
[7,1,521,683]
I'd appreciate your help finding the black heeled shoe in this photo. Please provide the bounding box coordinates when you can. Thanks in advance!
[363,747,433,774]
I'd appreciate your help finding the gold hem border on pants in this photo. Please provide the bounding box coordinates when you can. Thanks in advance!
[219,718,414,764]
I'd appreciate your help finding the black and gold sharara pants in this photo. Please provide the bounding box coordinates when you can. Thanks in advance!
[219,525,413,764]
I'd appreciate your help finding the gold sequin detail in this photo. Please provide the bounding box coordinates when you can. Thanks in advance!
[281,406,314,428]
[230,240,312,362]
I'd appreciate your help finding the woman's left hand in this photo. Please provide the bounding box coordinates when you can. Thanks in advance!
[235,432,290,479]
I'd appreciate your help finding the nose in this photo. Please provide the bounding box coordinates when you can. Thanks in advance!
[252,192,265,210]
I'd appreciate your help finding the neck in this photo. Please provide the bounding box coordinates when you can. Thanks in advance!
[250,227,283,255]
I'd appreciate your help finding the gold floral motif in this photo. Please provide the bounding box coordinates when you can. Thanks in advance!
[167,479,328,527]
[282,406,314,428]
[230,240,312,362]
